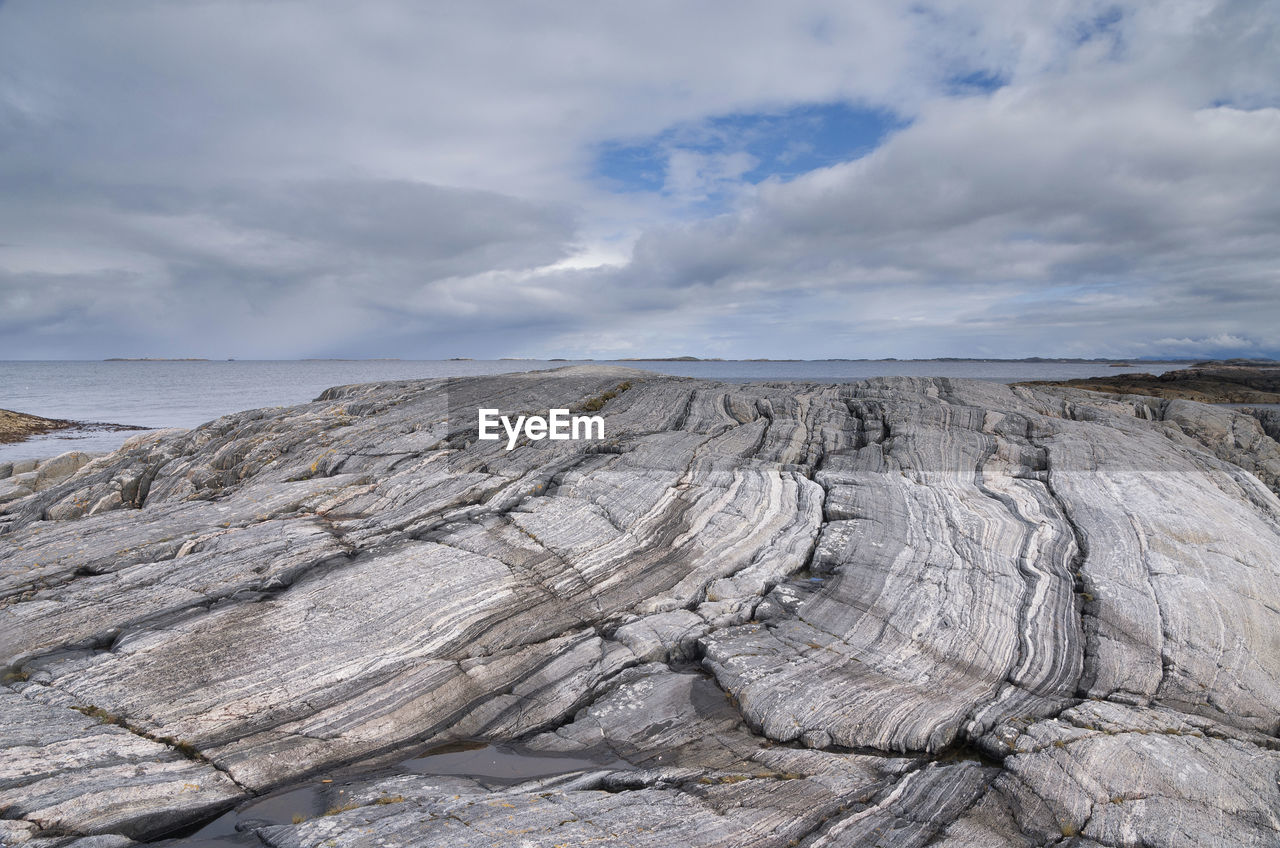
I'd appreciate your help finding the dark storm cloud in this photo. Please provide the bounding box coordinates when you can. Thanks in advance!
[0,1,1277,359]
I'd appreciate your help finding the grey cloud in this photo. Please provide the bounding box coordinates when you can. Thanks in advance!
[0,177,577,357]
[579,75,1280,356]
[0,0,1277,360]
[51,178,575,278]
[223,181,574,270]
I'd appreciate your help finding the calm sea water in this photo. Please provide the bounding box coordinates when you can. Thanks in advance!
[0,359,1188,461]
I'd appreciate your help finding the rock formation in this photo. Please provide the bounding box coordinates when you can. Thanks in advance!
[1022,361,1280,404]
[0,452,97,507]
[0,410,76,446]
[1,367,1277,847]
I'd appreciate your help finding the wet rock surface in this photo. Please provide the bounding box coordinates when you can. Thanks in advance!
[1,367,1278,847]
[0,410,77,446]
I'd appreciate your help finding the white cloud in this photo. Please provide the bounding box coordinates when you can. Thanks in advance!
[0,0,1276,359]
[1146,334,1260,353]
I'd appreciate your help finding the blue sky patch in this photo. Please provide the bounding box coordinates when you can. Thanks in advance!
[1074,6,1125,49]
[593,101,906,199]
[946,68,1007,95]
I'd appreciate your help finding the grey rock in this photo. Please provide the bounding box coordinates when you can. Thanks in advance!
[1,367,1278,847]
[0,689,240,840]
[1242,405,1280,443]
[612,610,709,664]
[0,516,350,666]
[250,665,937,847]
[1155,397,1280,493]
[51,838,138,848]
[33,451,93,492]
[0,819,39,844]
[939,700,1280,848]
[0,477,35,507]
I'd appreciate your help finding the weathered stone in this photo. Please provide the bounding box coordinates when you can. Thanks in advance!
[0,476,36,507]
[1,367,1277,847]
[1023,361,1280,403]
[940,700,1280,848]
[33,452,92,492]
[1243,405,1280,444]
[0,689,241,840]
[612,611,709,664]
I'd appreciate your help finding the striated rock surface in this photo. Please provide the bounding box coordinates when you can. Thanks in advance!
[1247,405,1280,443]
[0,690,241,841]
[0,451,98,507]
[1,366,1278,847]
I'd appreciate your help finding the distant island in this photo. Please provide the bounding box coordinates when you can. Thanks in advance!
[615,356,724,361]
[555,356,1236,364]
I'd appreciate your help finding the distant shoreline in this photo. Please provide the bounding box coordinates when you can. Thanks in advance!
[1020,361,1280,404]
[1,408,149,446]
[55,356,1276,364]
[0,409,77,444]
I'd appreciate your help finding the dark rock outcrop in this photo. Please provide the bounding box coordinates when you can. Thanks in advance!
[1022,362,1280,403]
[1,367,1278,847]
[0,410,76,445]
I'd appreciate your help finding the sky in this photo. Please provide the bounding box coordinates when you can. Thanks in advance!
[0,0,1277,360]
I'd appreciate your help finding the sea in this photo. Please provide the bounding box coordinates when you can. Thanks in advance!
[0,359,1190,462]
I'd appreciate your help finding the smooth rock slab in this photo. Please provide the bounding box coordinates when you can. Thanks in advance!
[937,700,1280,848]
[0,689,241,840]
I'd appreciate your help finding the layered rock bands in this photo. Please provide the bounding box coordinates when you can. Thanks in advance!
[1,367,1278,847]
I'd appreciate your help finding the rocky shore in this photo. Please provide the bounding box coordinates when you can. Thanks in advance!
[0,410,77,445]
[1021,361,1280,404]
[0,452,100,508]
[1,367,1278,847]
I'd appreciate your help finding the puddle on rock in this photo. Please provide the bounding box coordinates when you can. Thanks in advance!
[151,741,633,845]
[402,739,634,784]
[153,785,326,847]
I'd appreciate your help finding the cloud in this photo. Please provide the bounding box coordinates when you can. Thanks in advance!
[0,177,576,357]
[1145,334,1259,354]
[0,1,1277,359]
